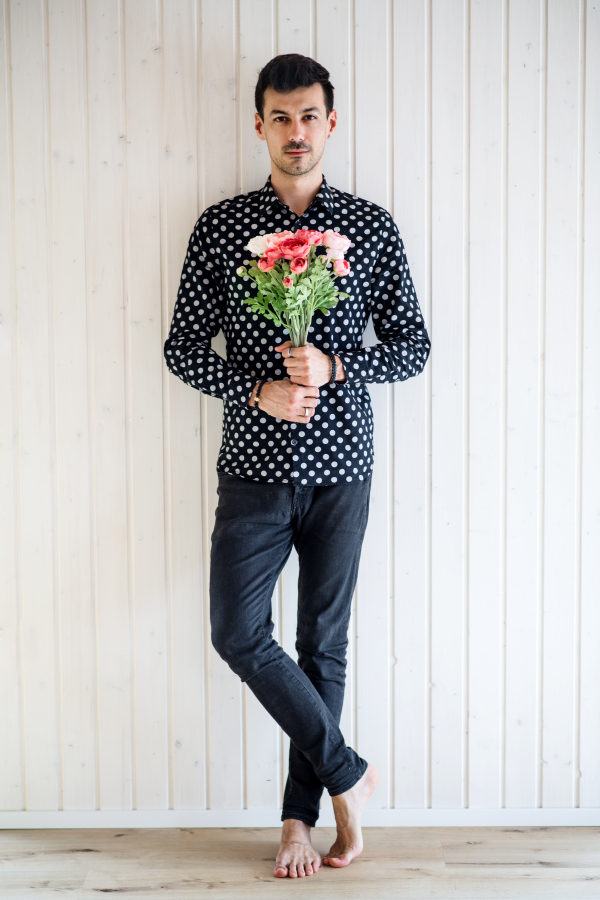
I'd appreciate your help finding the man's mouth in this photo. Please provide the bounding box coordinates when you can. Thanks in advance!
[286,150,308,156]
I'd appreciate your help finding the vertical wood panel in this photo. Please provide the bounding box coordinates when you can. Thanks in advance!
[11,0,60,810]
[315,0,353,193]
[579,0,600,809]
[430,0,468,809]
[467,0,504,809]
[542,0,581,808]
[201,0,244,810]
[123,0,169,809]
[48,0,96,810]
[86,0,133,811]
[392,0,430,809]
[354,0,394,807]
[504,0,544,809]
[0,0,22,811]
[278,0,313,56]
[163,0,206,811]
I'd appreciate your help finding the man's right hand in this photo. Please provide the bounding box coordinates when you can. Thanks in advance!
[248,379,320,423]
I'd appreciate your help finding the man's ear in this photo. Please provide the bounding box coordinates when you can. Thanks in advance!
[327,109,338,139]
[255,112,266,141]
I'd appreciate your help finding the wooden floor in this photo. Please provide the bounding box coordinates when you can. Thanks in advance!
[0,826,599,898]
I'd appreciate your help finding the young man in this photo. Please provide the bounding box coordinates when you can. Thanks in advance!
[164,54,430,878]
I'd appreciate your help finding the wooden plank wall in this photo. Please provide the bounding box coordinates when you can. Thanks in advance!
[1,0,599,818]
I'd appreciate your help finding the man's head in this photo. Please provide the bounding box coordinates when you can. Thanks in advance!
[254,54,337,178]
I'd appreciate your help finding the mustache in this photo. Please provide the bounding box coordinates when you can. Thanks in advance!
[283,142,312,152]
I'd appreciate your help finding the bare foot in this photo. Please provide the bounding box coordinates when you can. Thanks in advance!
[273,818,322,878]
[323,763,379,868]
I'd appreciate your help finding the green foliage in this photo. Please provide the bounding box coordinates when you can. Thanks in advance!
[236,245,350,347]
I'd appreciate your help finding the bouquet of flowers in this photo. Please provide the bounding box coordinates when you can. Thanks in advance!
[236,228,352,348]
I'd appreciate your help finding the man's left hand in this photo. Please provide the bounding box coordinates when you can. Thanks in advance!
[275,341,345,387]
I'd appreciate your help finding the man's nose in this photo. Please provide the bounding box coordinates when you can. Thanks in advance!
[287,120,306,142]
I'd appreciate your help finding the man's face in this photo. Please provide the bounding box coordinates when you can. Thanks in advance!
[255,83,337,177]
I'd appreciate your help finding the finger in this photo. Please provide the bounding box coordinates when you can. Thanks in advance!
[274,341,292,353]
[292,394,319,406]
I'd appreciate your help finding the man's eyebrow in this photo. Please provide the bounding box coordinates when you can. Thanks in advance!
[269,107,320,116]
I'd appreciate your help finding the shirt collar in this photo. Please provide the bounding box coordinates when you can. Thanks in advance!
[258,174,335,215]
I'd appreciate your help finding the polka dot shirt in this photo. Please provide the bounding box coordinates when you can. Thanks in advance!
[163,175,431,486]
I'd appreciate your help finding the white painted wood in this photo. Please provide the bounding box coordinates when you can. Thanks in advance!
[467,0,504,810]
[392,0,430,810]
[277,0,313,56]
[1,0,598,823]
[504,0,544,809]
[354,0,394,808]
[85,0,133,812]
[579,0,600,809]
[0,807,598,828]
[10,0,61,810]
[315,0,353,193]
[430,0,468,809]
[201,0,244,810]
[0,0,22,812]
[47,0,96,811]
[163,0,207,811]
[123,0,169,810]
[542,0,581,809]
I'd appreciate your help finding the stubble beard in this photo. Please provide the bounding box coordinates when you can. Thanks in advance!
[272,145,325,178]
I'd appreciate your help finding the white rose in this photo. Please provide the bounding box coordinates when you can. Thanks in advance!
[245,234,269,256]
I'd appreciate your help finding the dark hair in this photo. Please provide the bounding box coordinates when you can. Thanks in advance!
[255,54,335,120]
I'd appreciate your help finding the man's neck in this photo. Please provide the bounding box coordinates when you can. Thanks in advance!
[269,167,323,217]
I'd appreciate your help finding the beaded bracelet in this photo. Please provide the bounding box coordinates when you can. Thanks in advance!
[327,353,337,387]
[253,379,266,409]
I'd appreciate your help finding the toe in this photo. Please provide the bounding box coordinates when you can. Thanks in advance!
[273,864,288,878]
[305,863,313,875]
[297,863,305,877]
[288,863,298,878]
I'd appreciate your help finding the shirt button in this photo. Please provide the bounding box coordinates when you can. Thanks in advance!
[291,439,297,446]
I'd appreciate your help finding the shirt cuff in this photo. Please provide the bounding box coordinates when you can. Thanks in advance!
[225,369,261,407]
[335,350,372,385]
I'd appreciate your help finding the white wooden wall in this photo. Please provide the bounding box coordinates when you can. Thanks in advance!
[1,0,599,827]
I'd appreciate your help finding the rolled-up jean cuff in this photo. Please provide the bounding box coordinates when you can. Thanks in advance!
[327,757,368,798]
[281,812,318,828]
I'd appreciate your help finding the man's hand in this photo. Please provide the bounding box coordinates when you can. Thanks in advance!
[248,379,320,423]
[274,341,346,386]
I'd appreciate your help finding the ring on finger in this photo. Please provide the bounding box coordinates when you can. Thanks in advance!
[304,407,309,417]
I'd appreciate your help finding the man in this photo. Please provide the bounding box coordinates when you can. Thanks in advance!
[164,53,430,878]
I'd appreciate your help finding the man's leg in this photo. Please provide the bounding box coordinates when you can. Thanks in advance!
[209,473,369,875]
[281,476,372,827]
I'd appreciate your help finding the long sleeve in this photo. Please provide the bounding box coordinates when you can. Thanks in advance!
[335,214,431,385]
[163,209,258,405]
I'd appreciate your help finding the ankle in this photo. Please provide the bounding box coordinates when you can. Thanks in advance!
[281,818,312,841]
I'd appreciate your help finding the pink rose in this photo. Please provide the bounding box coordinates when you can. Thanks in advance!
[283,276,293,288]
[258,256,276,272]
[322,229,352,254]
[264,248,282,264]
[266,230,294,249]
[333,258,351,276]
[277,237,311,260]
[295,228,323,245]
[290,257,308,274]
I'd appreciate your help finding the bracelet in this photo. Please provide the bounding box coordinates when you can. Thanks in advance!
[327,353,337,387]
[253,379,266,409]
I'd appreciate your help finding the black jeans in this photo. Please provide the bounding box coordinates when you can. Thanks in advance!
[209,471,372,827]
